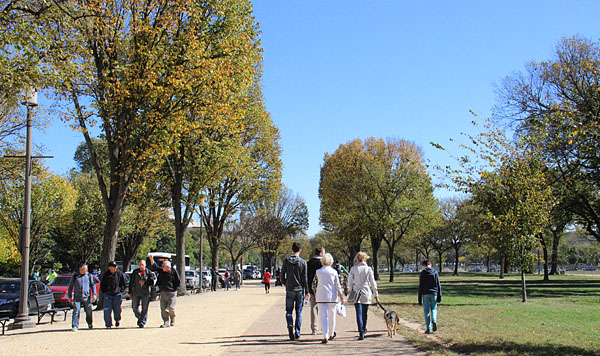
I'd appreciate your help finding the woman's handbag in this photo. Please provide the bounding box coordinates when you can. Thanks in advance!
[347,289,361,304]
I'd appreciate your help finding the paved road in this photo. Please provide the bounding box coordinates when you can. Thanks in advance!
[0,280,425,356]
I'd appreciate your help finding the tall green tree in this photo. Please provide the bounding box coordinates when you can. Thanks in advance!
[495,36,600,243]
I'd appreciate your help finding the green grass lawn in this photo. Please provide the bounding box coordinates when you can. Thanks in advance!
[376,272,600,356]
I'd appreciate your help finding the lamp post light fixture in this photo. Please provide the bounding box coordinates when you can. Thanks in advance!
[9,89,38,330]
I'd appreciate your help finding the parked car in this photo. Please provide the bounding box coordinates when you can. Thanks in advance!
[252,270,262,279]
[201,271,211,289]
[185,270,200,289]
[0,279,55,318]
[48,274,101,307]
[243,268,253,280]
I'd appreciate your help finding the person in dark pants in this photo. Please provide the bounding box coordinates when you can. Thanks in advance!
[149,256,180,328]
[100,261,126,328]
[281,242,309,341]
[67,264,96,332]
[129,259,156,328]
[418,259,442,334]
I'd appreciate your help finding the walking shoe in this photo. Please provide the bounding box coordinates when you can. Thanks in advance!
[432,322,437,332]
[115,321,120,327]
[106,326,111,329]
[311,330,317,335]
[71,327,78,332]
[139,324,144,328]
[295,334,300,340]
[170,320,175,327]
[160,322,170,328]
[328,332,336,340]
[321,338,328,344]
[287,326,295,341]
[425,330,431,334]
[358,334,364,340]
[88,324,93,329]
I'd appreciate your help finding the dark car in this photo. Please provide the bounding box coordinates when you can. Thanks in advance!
[0,279,54,318]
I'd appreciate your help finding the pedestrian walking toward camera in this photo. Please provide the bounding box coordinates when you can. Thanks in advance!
[129,259,156,328]
[307,246,324,335]
[313,253,345,344]
[263,269,272,293]
[149,256,180,328]
[67,264,96,331]
[347,252,378,340]
[234,268,242,291]
[281,242,309,340]
[418,259,442,334]
[100,261,126,328]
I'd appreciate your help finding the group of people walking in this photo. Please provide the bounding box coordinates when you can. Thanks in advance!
[280,242,442,343]
[67,255,181,331]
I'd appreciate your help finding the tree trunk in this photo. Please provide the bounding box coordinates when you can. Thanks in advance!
[550,229,560,275]
[521,269,527,302]
[175,222,187,295]
[438,251,443,273]
[98,209,123,309]
[499,254,505,279]
[415,248,419,272]
[453,246,459,276]
[541,237,549,281]
[388,252,395,282]
[370,234,383,280]
[486,253,491,273]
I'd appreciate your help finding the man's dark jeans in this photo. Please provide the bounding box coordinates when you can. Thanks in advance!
[285,291,304,337]
[132,295,150,326]
[354,303,369,335]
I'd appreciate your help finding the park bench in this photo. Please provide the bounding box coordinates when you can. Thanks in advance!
[34,293,70,324]
[0,314,10,335]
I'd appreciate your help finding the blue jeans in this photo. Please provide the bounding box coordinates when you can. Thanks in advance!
[103,293,122,327]
[132,295,150,326]
[354,303,369,335]
[285,291,304,336]
[72,298,93,329]
[422,294,438,331]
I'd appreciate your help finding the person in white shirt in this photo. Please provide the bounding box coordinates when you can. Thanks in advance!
[347,252,378,340]
[313,253,345,344]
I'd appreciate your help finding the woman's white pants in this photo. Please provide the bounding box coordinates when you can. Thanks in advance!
[318,303,337,339]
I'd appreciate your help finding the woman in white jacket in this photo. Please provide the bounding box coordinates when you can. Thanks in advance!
[313,253,345,344]
[347,252,378,340]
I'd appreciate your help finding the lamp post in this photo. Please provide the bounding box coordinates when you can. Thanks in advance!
[10,89,38,330]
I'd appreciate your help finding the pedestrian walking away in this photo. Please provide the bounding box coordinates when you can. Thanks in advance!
[347,251,378,340]
[307,246,325,335]
[129,259,157,328]
[312,253,345,344]
[418,259,442,334]
[100,261,127,328]
[263,269,272,294]
[149,256,180,328]
[67,263,97,331]
[281,241,309,341]
[234,268,242,291]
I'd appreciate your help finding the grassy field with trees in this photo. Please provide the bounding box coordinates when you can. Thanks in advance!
[377,272,600,356]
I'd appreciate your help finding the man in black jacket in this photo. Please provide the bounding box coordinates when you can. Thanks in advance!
[418,259,442,334]
[149,256,180,328]
[307,246,324,335]
[281,242,308,340]
[100,261,126,328]
[129,259,156,328]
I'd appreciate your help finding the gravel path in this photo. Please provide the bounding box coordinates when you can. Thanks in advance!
[0,280,425,356]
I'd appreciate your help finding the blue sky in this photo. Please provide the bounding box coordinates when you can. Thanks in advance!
[35,0,600,236]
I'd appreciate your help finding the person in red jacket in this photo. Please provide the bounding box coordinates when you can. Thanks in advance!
[263,269,272,294]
